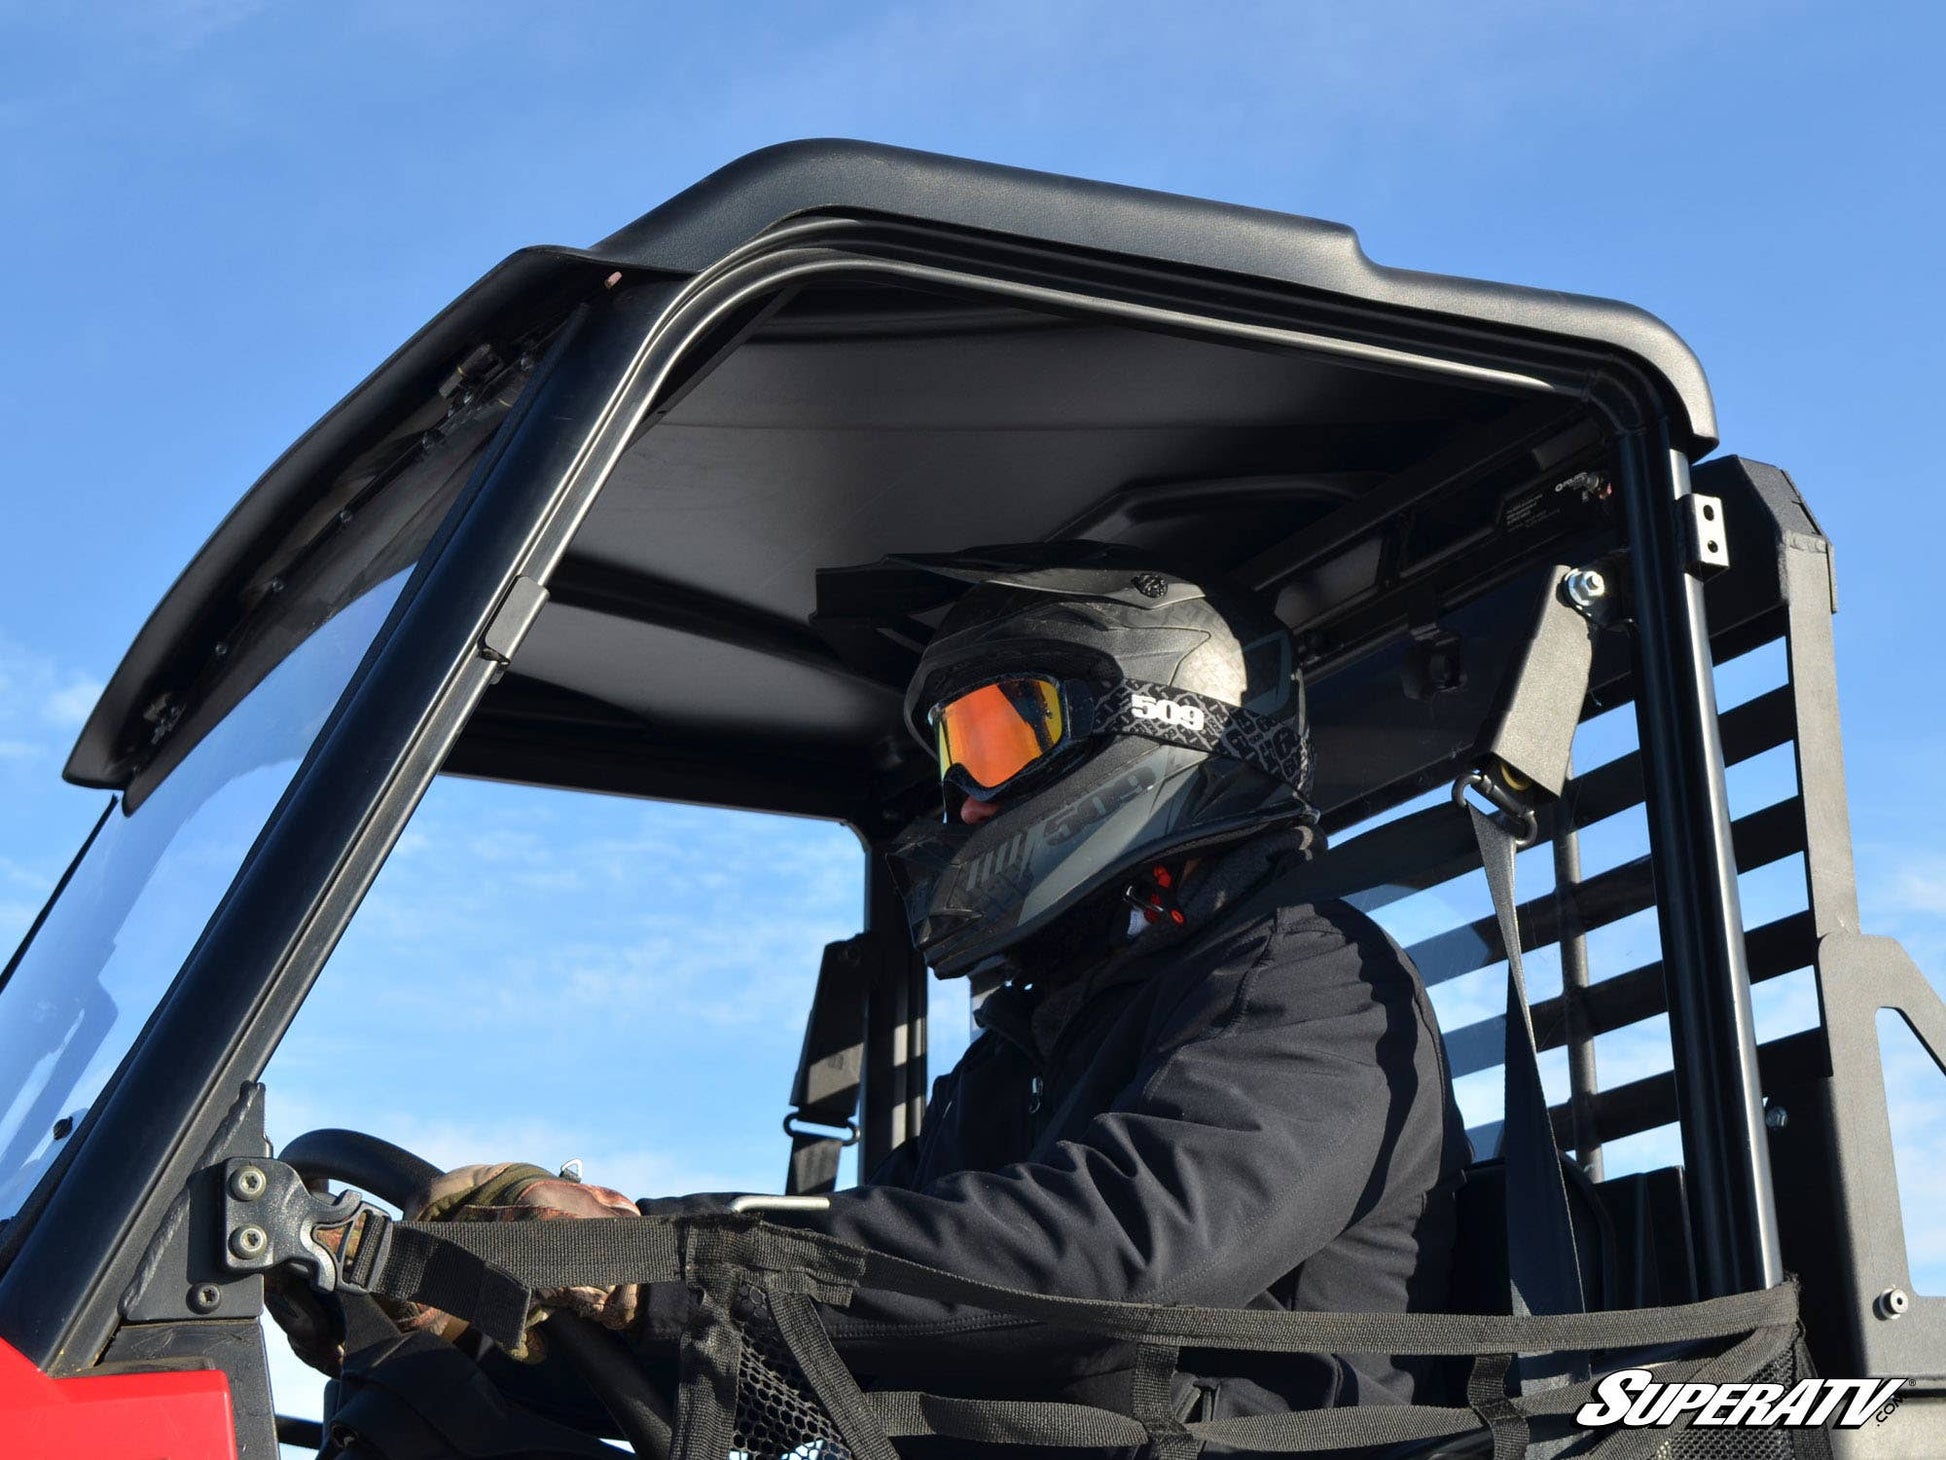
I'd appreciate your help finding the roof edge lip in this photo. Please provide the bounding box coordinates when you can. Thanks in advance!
[590,138,1715,450]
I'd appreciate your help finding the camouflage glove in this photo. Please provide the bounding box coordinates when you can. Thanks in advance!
[394,1161,643,1362]
[264,1265,346,1378]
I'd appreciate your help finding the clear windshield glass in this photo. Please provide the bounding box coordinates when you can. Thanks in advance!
[0,573,410,1219]
[0,348,539,1225]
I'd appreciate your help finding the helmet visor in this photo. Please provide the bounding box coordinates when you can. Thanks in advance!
[930,676,1067,795]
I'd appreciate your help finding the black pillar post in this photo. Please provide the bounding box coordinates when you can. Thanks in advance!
[1618,425,1783,1296]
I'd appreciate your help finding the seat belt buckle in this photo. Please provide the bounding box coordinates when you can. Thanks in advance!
[217,1156,393,1295]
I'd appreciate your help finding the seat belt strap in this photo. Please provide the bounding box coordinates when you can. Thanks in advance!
[1470,803,1589,1326]
[784,933,876,1194]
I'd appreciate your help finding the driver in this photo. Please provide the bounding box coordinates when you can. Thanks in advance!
[292,555,1468,1422]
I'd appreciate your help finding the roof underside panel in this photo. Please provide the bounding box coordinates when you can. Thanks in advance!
[488,281,1529,813]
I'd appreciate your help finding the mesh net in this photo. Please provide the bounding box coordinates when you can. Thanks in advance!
[1653,1341,1826,1460]
[729,1281,852,1460]
[675,1262,1821,1460]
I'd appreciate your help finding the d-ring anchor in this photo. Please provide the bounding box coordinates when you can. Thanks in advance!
[782,1112,861,1147]
[1452,769,1540,847]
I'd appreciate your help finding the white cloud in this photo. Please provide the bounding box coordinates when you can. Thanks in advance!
[1882,859,1946,919]
[0,857,49,890]
[40,677,102,730]
[0,637,103,768]
[0,900,39,952]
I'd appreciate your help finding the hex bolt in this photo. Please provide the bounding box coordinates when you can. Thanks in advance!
[1876,1287,1910,1320]
[228,1165,267,1201]
[1764,1104,1789,1131]
[230,1224,268,1260]
[188,1283,222,1314]
[1562,568,1607,612]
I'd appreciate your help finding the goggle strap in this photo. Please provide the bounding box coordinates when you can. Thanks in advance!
[1093,680,1314,796]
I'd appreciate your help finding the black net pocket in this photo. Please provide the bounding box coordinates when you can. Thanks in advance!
[1652,1337,1834,1460]
[729,1280,853,1460]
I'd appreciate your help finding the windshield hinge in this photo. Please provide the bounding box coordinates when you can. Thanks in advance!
[479,575,550,673]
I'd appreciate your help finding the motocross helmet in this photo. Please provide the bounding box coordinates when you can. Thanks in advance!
[867,547,1316,978]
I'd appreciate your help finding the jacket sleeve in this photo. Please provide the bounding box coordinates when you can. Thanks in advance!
[641,902,1429,1356]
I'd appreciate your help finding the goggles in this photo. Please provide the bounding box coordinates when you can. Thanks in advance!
[928,675,1076,801]
[927,673,1314,805]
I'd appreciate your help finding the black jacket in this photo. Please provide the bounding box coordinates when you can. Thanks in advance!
[734,835,1471,1418]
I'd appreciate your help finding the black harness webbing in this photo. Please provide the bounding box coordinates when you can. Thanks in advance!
[361,1210,1797,1359]
[351,1211,1802,1457]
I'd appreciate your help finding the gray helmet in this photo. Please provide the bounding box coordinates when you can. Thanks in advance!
[879,551,1316,978]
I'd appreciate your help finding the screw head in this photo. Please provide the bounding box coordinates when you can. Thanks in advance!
[188,1283,221,1313]
[230,1224,268,1260]
[1876,1287,1910,1320]
[1765,1104,1789,1131]
[228,1165,267,1201]
[1131,572,1169,599]
[1562,567,1608,612]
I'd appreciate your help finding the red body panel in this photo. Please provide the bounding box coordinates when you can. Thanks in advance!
[0,1334,236,1460]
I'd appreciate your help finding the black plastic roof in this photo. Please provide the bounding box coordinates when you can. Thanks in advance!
[68,140,1716,798]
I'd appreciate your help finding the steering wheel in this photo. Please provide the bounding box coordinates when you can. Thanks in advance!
[278,1128,673,1458]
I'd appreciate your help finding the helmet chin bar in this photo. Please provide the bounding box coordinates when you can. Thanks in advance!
[892,738,1314,978]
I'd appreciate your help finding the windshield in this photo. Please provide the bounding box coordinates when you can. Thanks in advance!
[0,573,409,1219]
[0,345,540,1224]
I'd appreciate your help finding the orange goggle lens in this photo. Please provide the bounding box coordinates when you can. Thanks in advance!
[930,677,1067,793]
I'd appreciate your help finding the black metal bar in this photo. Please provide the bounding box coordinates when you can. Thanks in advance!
[1777,521,1859,937]
[861,851,926,1177]
[548,554,892,689]
[1406,796,1805,988]
[1324,684,1794,921]
[1562,912,1817,1049]
[1442,910,1818,1083]
[447,674,877,822]
[1237,398,1586,593]
[1617,428,1783,1295]
[1549,1028,1826,1151]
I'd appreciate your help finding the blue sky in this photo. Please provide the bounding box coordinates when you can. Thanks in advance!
[3,0,1945,1432]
